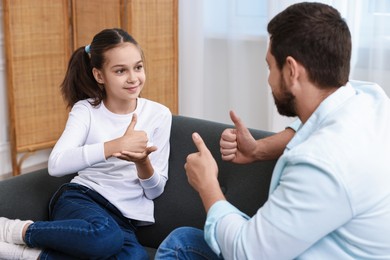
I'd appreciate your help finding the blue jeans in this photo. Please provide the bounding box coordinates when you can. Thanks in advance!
[155,227,222,260]
[24,183,148,259]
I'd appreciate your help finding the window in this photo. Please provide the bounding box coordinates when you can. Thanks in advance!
[204,0,268,38]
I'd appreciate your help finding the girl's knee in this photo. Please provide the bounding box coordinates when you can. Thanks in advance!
[78,223,124,258]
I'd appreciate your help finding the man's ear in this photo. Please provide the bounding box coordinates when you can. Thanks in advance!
[284,56,300,82]
[92,68,105,84]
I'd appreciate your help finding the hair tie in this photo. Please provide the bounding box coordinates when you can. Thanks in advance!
[85,45,91,54]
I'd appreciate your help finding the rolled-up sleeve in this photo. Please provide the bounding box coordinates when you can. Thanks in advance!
[204,154,352,259]
[205,201,249,256]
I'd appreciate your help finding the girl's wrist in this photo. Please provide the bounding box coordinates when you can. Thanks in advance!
[136,157,154,179]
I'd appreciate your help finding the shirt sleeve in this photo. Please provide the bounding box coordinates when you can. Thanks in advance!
[286,118,301,132]
[205,200,249,256]
[205,154,353,259]
[139,109,172,199]
[48,103,106,177]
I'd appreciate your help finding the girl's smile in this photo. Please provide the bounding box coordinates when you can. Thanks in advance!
[93,42,146,114]
[124,85,140,94]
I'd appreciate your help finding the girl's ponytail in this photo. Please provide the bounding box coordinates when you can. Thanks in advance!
[60,46,104,108]
[60,28,140,108]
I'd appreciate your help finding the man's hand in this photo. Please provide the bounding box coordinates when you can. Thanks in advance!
[185,133,225,212]
[220,111,257,164]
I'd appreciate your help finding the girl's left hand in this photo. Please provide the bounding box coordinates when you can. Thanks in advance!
[113,146,157,162]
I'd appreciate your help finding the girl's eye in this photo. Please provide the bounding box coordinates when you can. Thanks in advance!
[135,65,143,71]
[116,69,125,74]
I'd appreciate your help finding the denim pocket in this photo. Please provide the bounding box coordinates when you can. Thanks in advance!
[48,183,90,219]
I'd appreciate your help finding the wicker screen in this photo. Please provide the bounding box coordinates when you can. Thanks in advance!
[3,0,70,175]
[126,0,178,114]
[72,0,122,47]
[3,0,177,175]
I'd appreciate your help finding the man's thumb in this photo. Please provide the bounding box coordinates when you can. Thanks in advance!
[125,113,137,133]
[229,110,245,131]
[192,132,208,153]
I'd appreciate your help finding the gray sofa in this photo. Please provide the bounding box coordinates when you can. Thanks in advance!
[0,115,277,258]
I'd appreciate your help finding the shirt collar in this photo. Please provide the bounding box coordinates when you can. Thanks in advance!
[286,83,356,150]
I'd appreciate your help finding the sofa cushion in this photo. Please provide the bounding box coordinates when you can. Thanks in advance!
[136,115,277,250]
[0,115,277,257]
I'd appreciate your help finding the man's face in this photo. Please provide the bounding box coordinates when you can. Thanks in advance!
[266,47,297,117]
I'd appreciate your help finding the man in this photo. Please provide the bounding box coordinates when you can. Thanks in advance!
[155,2,390,259]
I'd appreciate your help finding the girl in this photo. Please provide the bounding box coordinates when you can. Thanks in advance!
[0,28,171,259]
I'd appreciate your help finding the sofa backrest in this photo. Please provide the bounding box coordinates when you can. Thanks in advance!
[0,169,74,221]
[0,115,277,250]
[137,115,277,249]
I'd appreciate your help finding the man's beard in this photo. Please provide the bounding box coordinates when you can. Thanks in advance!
[272,77,297,117]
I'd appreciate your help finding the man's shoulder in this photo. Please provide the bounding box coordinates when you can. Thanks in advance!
[349,80,388,98]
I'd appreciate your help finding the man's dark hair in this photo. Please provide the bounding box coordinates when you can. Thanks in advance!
[267,2,351,88]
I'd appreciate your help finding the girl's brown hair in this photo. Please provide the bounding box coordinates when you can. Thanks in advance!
[60,28,144,108]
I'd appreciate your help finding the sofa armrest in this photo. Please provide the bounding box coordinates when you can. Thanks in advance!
[0,168,74,221]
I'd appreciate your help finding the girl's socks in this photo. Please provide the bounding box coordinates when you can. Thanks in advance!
[0,217,33,244]
[0,242,42,260]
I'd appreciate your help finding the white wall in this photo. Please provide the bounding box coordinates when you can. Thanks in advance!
[201,36,270,130]
[0,4,11,176]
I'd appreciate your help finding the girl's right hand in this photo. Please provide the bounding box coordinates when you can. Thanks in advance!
[104,113,149,158]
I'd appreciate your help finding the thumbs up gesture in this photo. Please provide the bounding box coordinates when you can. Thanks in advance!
[185,133,219,194]
[107,113,157,162]
[219,111,257,164]
[185,133,226,211]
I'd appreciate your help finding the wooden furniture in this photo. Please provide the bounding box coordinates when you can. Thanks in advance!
[3,0,178,176]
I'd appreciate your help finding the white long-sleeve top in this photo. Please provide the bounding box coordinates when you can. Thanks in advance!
[48,98,171,224]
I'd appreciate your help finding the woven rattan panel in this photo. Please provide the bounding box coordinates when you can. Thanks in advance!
[72,0,122,46]
[73,0,178,114]
[3,0,70,155]
[3,0,177,175]
[126,0,178,114]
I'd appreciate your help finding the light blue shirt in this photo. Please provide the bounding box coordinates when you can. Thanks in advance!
[205,81,390,259]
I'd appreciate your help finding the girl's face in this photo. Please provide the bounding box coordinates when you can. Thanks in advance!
[93,42,145,114]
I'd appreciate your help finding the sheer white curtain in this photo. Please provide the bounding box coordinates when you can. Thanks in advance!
[178,0,390,132]
[178,0,271,130]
